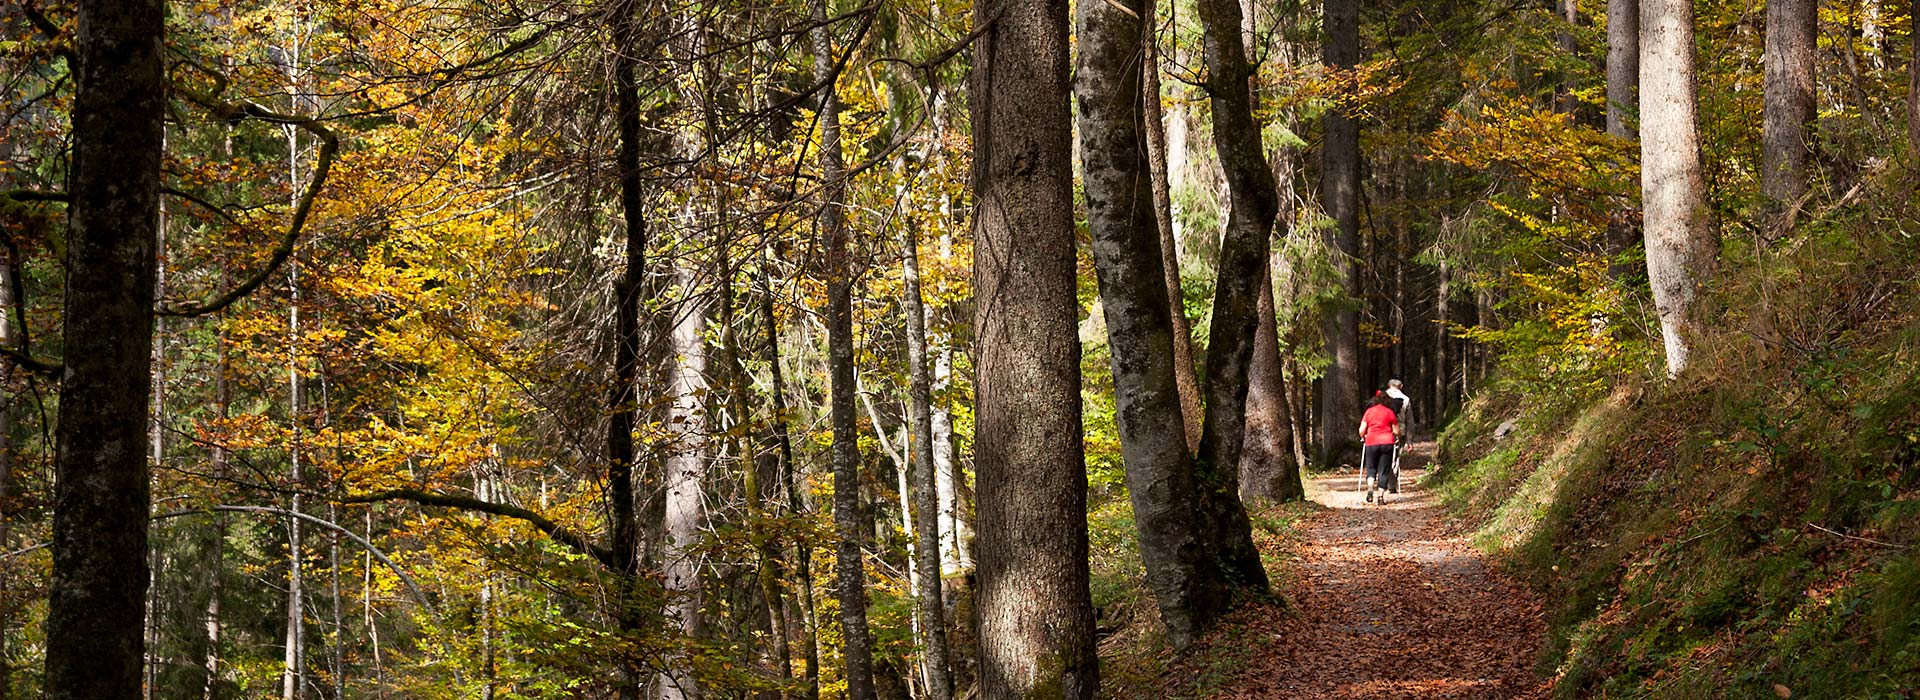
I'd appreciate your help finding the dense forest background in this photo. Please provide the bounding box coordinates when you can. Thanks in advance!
[1,0,1917,695]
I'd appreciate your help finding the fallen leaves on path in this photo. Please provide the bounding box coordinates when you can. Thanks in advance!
[1161,443,1553,699]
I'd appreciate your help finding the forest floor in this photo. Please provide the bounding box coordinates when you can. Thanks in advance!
[1146,441,1554,699]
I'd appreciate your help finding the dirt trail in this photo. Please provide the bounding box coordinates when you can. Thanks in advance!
[1183,441,1551,699]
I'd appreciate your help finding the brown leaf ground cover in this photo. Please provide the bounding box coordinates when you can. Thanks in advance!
[1150,441,1553,699]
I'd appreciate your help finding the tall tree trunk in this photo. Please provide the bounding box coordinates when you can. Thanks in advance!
[901,222,952,698]
[1141,14,1206,451]
[805,1,876,696]
[1761,0,1817,224]
[1909,8,1920,157]
[1606,0,1641,279]
[45,0,164,697]
[1242,267,1304,502]
[1640,0,1718,375]
[971,0,1098,694]
[656,265,710,700]
[607,1,651,696]
[1076,0,1235,649]
[759,257,821,700]
[727,259,790,700]
[1434,259,1450,420]
[1193,0,1278,594]
[1558,0,1582,114]
[1318,0,1364,468]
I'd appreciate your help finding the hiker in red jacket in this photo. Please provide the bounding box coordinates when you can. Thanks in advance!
[1358,391,1402,504]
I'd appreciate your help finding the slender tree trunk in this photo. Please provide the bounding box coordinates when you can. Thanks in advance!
[1193,0,1278,594]
[607,2,652,697]
[1606,0,1640,279]
[1909,8,1920,158]
[1318,0,1363,468]
[805,1,876,695]
[972,0,1098,693]
[1076,0,1235,649]
[1141,15,1206,451]
[901,220,952,699]
[1761,0,1817,223]
[1640,0,1718,375]
[0,250,15,700]
[1434,259,1450,419]
[45,0,164,697]
[758,257,821,700]
[726,261,790,700]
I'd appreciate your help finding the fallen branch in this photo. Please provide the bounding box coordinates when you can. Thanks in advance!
[1806,522,1907,550]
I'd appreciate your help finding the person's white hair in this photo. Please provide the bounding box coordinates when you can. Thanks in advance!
[1388,378,1403,388]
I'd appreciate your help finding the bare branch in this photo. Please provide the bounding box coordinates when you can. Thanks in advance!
[337,488,617,570]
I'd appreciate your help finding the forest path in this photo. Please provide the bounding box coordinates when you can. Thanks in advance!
[1182,441,1552,698]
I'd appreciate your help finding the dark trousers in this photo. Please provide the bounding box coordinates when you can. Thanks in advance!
[1363,444,1396,488]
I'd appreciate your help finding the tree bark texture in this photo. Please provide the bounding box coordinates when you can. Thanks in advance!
[1194,0,1277,594]
[807,0,877,695]
[46,0,165,698]
[607,3,653,696]
[1639,0,1718,375]
[1910,10,1920,158]
[1140,8,1206,452]
[1761,0,1817,215]
[971,0,1098,693]
[1242,266,1304,502]
[1318,0,1363,468]
[656,266,709,700]
[1606,0,1641,279]
[901,222,953,700]
[1076,0,1236,650]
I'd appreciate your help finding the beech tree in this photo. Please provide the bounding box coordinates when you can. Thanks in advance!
[1640,0,1718,374]
[44,0,166,697]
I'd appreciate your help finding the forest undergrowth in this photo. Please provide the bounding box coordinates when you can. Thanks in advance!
[1429,180,1920,698]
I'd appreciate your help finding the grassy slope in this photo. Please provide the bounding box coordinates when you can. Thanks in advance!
[1432,220,1920,697]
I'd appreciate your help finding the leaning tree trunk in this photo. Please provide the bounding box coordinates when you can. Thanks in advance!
[971,0,1098,694]
[806,0,877,696]
[1640,0,1718,375]
[1606,0,1641,279]
[45,0,165,698]
[759,256,822,700]
[1318,0,1364,469]
[1075,0,1235,650]
[1140,11,1206,452]
[1193,0,1278,594]
[1761,0,1816,224]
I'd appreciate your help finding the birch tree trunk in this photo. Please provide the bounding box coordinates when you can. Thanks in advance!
[1640,0,1719,375]
[972,0,1098,693]
[45,0,164,696]
[806,0,876,694]
[1761,0,1817,222]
